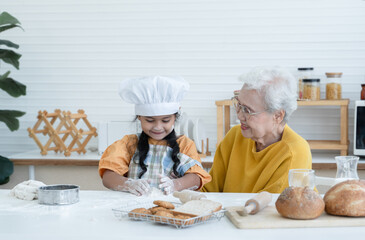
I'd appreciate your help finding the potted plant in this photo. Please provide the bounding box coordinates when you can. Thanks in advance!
[0,11,25,184]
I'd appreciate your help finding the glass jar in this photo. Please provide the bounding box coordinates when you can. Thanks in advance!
[361,84,365,100]
[297,68,314,100]
[325,72,342,100]
[335,156,359,180]
[303,79,320,100]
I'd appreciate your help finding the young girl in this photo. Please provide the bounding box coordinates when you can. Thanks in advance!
[98,76,211,196]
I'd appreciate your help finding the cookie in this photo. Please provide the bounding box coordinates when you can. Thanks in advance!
[154,210,174,218]
[153,200,175,209]
[128,208,152,218]
[175,214,192,219]
[171,214,195,226]
[153,210,174,223]
[149,206,168,214]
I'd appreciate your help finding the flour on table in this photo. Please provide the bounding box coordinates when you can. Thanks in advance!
[147,187,164,197]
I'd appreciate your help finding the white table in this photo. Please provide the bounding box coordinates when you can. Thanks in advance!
[0,190,364,240]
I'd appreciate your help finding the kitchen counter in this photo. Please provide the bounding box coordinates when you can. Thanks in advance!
[9,150,365,180]
[0,190,364,240]
[7,150,215,180]
[10,150,365,168]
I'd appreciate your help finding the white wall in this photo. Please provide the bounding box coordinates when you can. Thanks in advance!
[1,0,365,157]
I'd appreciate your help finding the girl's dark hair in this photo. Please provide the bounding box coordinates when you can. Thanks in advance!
[137,129,180,178]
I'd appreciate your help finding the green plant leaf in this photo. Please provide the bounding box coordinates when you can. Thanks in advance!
[0,24,23,33]
[0,39,19,49]
[0,176,9,185]
[0,12,21,26]
[0,75,26,97]
[0,155,13,185]
[0,12,25,133]
[0,71,10,81]
[0,110,26,131]
[0,49,21,69]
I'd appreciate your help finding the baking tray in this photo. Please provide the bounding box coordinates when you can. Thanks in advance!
[112,201,226,229]
[38,184,79,205]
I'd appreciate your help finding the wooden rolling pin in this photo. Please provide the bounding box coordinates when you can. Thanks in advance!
[237,191,272,216]
[173,190,207,203]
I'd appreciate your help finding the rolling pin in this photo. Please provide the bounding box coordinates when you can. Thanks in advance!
[173,190,207,203]
[237,191,272,216]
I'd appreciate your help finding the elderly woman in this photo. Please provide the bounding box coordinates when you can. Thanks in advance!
[202,66,312,193]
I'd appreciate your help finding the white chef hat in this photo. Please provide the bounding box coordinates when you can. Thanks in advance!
[119,76,190,116]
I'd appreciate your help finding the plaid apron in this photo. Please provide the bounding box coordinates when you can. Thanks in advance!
[128,143,202,188]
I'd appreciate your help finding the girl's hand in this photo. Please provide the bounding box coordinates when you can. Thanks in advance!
[158,174,181,195]
[122,179,151,196]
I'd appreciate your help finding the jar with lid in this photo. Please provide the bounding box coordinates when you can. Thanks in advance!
[361,84,365,100]
[297,68,314,100]
[325,72,342,100]
[303,79,320,100]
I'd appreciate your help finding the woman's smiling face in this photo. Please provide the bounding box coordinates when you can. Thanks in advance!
[138,114,176,140]
[236,88,275,141]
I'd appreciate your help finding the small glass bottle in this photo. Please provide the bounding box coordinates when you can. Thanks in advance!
[297,68,314,100]
[325,72,342,100]
[361,84,365,100]
[303,79,320,100]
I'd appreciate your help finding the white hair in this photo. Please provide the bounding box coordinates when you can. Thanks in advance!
[239,66,297,123]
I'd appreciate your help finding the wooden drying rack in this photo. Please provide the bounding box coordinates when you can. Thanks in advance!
[197,138,211,158]
[27,109,97,156]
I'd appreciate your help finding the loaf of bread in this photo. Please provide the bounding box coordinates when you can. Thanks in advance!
[324,179,365,217]
[275,186,324,220]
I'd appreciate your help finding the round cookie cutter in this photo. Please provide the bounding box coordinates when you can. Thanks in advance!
[38,184,80,205]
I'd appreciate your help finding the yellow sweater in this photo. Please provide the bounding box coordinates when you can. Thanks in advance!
[202,124,312,193]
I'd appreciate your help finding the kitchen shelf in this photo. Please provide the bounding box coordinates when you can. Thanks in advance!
[215,99,349,155]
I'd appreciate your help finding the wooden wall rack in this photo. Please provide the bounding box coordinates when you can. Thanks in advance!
[216,99,350,155]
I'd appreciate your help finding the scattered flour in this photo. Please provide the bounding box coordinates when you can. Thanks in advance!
[147,187,165,198]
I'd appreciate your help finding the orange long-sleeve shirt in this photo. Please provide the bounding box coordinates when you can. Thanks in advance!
[99,134,211,190]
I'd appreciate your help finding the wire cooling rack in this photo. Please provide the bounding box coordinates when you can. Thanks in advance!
[112,201,226,229]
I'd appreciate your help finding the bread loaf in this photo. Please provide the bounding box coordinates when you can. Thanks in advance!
[275,186,324,220]
[324,179,365,217]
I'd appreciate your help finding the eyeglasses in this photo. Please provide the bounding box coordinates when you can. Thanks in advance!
[231,97,266,117]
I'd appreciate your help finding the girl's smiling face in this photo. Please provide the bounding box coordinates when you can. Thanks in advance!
[138,114,176,140]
